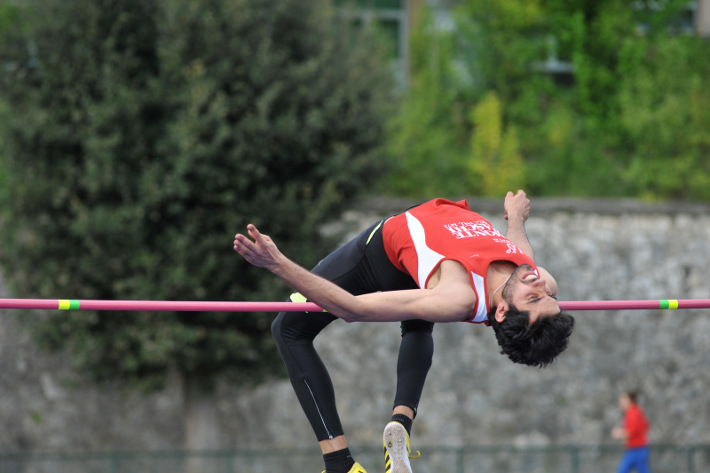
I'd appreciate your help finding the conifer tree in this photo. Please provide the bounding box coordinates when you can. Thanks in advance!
[0,0,392,447]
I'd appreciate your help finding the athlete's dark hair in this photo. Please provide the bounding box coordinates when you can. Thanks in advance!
[625,390,639,404]
[487,304,575,367]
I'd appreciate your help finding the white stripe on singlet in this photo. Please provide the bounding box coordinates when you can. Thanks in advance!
[470,272,489,323]
[405,211,489,323]
[405,211,445,289]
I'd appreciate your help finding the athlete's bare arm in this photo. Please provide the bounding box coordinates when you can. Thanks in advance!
[233,224,476,323]
[503,189,534,259]
[503,190,559,297]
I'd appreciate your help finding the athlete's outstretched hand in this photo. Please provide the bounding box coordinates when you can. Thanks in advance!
[504,189,530,222]
[234,224,285,271]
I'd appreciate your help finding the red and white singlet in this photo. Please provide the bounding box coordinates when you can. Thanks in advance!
[382,198,536,323]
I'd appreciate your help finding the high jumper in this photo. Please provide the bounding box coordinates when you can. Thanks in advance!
[233,190,575,473]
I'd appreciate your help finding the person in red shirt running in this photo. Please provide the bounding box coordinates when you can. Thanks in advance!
[234,190,575,473]
[612,391,652,473]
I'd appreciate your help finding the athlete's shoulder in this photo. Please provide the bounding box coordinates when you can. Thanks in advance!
[428,198,470,209]
[409,198,471,213]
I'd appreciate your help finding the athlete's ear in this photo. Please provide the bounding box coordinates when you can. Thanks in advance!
[494,302,508,323]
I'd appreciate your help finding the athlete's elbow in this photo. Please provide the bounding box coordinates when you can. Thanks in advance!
[341,299,387,323]
[339,312,360,323]
[333,302,368,323]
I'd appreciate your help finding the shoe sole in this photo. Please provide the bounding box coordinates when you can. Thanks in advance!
[383,422,413,473]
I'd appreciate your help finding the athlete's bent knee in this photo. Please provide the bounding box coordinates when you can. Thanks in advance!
[271,312,287,343]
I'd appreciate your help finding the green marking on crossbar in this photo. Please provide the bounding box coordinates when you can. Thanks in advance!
[659,300,678,309]
[58,300,80,310]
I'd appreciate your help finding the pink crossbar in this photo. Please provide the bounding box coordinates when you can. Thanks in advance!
[1,298,710,312]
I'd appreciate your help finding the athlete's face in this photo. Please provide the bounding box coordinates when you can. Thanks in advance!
[501,265,560,323]
[619,393,633,411]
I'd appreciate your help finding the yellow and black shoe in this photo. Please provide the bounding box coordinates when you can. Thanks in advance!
[348,463,367,473]
[383,422,421,473]
[321,461,367,473]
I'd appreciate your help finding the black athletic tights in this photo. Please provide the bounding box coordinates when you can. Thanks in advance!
[271,219,435,441]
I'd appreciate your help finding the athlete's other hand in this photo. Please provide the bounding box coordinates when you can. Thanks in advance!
[504,189,530,222]
[233,224,285,271]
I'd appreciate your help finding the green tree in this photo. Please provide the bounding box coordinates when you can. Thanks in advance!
[382,6,473,197]
[0,0,392,449]
[449,0,627,196]
[384,0,709,199]
[617,32,710,200]
[0,1,20,188]
[468,92,524,195]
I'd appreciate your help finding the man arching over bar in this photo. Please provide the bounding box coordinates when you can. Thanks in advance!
[233,190,575,473]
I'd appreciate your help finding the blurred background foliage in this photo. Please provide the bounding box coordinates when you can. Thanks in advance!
[0,0,392,392]
[382,0,710,199]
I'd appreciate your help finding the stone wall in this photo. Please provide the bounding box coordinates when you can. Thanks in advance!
[2,197,710,452]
